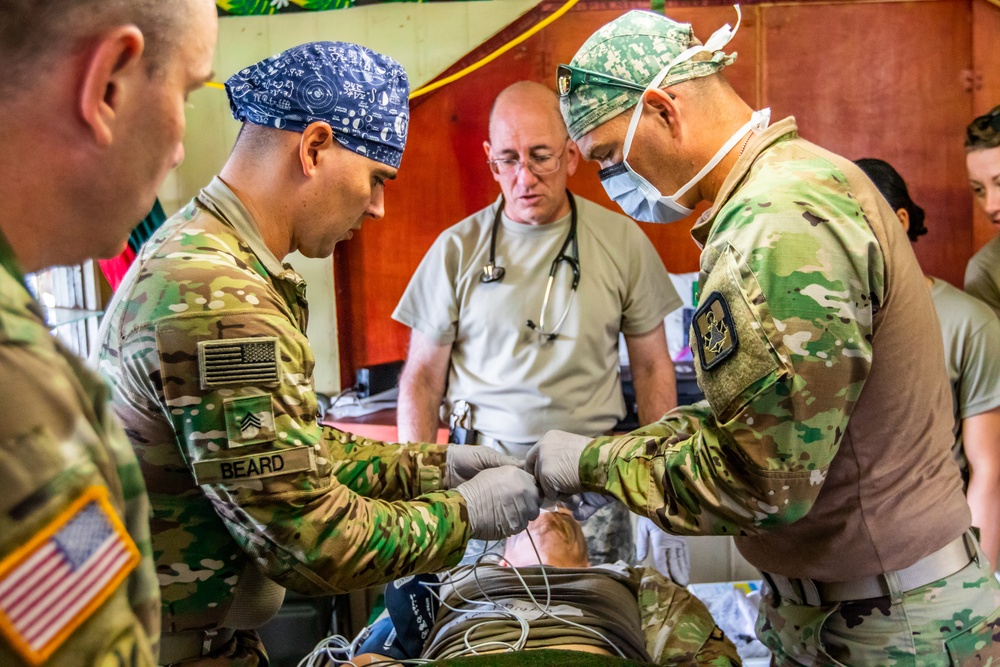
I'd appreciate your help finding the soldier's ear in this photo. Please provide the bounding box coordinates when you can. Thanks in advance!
[564,139,580,178]
[78,25,145,147]
[643,88,681,139]
[299,121,334,177]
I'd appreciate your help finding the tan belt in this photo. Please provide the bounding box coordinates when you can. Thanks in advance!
[761,532,977,606]
[475,434,534,459]
[159,627,237,665]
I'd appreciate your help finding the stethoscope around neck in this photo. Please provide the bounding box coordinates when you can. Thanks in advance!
[480,190,580,341]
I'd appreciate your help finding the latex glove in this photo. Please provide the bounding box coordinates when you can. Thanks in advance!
[635,516,691,586]
[455,466,541,540]
[444,445,523,489]
[566,492,612,521]
[525,430,591,500]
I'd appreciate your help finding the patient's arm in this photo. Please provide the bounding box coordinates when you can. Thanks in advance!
[637,568,740,666]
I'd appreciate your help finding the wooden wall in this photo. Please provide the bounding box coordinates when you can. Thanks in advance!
[335,0,996,385]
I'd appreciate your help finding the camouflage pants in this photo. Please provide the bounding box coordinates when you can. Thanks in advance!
[460,501,634,566]
[756,544,1000,666]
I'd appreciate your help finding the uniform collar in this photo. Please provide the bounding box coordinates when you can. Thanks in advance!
[690,116,800,248]
[197,177,303,285]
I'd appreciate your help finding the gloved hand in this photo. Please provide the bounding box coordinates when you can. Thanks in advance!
[455,466,541,541]
[524,430,591,500]
[565,492,612,521]
[635,516,691,586]
[444,445,523,489]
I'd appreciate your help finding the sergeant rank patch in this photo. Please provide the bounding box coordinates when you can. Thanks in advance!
[692,291,739,371]
[0,486,140,665]
[198,336,280,389]
[224,395,276,448]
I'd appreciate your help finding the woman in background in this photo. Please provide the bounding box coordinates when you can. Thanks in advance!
[965,105,1000,319]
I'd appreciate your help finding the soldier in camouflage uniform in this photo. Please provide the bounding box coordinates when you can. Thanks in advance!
[0,2,216,666]
[530,9,1000,665]
[95,43,540,666]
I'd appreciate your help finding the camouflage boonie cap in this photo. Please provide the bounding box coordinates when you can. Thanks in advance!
[561,10,736,141]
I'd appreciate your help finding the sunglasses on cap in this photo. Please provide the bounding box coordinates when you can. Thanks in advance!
[556,64,647,97]
[967,107,1000,144]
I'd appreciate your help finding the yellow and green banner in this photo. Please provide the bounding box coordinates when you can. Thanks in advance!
[217,0,474,16]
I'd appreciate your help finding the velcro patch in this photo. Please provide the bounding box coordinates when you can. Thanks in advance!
[192,446,314,486]
[224,395,276,448]
[0,486,140,665]
[693,291,739,371]
[198,337,279,389]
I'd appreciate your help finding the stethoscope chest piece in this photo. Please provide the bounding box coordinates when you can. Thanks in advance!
[481,262,505,284]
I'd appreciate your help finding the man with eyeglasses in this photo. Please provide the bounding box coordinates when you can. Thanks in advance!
[529,9,1000,664]
[394,81,683,572]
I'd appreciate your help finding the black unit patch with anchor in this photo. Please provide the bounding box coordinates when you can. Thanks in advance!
[692,291,739,371]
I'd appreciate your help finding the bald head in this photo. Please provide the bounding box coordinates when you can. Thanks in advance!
[483,80,578,225]
[489,81,566,142]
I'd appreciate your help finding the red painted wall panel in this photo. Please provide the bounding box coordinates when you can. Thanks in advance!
[336,0,984,385]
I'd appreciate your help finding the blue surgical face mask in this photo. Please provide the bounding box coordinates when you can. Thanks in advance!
[600,109,771,223]
[598,6,770,224]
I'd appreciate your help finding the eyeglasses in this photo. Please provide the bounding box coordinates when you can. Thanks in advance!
[556,64,647,98]
[488,144,568,177]
[967,107,1000,146]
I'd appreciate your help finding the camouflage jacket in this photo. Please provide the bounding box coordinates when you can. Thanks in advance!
[0,234,159,665]
[95,178,470,634]
[580,118,968,581]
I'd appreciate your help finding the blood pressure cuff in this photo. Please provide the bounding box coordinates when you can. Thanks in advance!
[358,573,439,658]
[357,615,408,661]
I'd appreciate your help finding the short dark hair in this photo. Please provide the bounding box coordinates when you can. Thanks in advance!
[0,0,185,99]
[966,105,1000,152]
[854,158,927,243]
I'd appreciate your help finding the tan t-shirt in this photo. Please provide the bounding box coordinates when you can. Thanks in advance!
[965,234,1000,320]
[931,277,1000,487]
[393,195,679,442]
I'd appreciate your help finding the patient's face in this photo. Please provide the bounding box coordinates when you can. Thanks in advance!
[503,507,590,568]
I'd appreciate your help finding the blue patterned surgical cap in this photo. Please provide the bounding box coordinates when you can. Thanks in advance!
[226,42,410,169]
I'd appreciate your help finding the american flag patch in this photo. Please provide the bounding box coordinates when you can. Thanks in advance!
[0,486,139,665]
[198,336,280,389]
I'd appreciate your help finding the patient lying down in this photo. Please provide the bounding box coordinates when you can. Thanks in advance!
[352,508,739,665]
